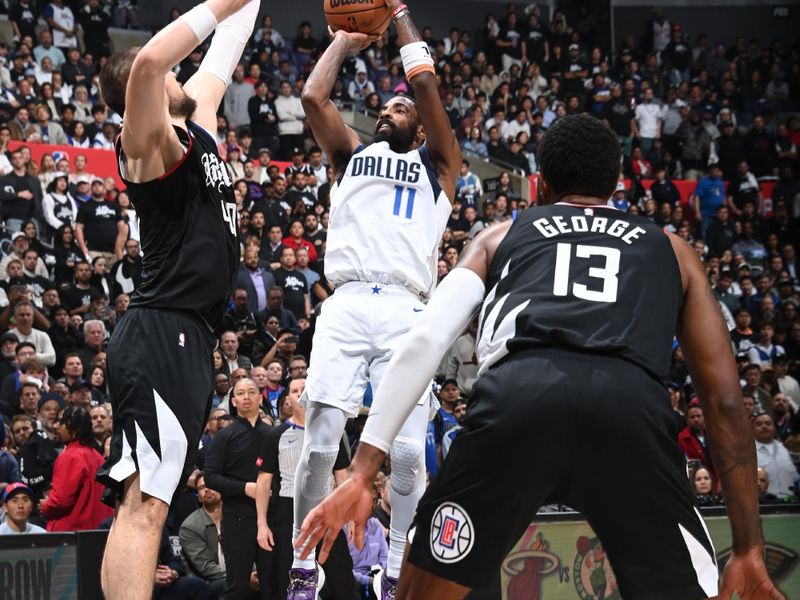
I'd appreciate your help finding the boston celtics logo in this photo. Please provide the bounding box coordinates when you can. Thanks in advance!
[573,536,621,600]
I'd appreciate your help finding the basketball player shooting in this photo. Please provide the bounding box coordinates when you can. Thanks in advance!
[296,116,784,600]
[95,2,256,598]
[282,2,461,598]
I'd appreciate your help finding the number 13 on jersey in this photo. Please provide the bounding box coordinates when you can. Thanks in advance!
[553,243,620,303]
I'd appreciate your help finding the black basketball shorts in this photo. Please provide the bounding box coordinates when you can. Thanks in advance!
[97,307,215,505]
[408,348,719,600]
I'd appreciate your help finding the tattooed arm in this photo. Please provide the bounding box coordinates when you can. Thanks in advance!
[669,233,783,599]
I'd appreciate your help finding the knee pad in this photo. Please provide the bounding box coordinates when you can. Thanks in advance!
[390,437,423,496]
[301,446,338,500]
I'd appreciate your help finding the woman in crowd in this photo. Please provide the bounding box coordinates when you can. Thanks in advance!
[19,220,46,257]
[691,466,721,507]
[39,405,114,531]
[91,256,112,299]
[117,191,140,242]
[67,121,91,148]
[90,367,109,405]
[213,348,228,378]
[51,224,82,286]
[38,153,58,194]
[461,126,488,159]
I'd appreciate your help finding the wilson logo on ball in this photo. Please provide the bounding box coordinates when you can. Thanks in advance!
[330,0,374,6]
[430,502,475,563]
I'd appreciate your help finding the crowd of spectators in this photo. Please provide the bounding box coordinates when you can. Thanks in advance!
[0,1,797,598]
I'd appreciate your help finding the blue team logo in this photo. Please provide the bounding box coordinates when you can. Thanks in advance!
[430,502,474,563]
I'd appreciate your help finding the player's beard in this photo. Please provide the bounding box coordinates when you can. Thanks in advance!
[168,91,198,119]
[373,119,415,153]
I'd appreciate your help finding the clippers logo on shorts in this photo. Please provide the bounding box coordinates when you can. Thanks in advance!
[430,502,474,563]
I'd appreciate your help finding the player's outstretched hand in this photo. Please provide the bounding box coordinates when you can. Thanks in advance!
[717,548,785,599]
[294,474,375,564]
[328,27,380,52]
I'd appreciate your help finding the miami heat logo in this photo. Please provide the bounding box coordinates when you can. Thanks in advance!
[502,530,559,600]
[430,502,474,563]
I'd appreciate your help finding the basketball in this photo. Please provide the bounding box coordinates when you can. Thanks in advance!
[324,0,392,36]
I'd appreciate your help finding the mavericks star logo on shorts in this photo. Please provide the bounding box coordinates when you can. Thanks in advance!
[430,502,474,563]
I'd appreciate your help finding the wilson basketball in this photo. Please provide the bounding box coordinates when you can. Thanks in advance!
[324,0,392,36]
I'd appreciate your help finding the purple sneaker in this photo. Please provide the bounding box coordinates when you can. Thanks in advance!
[287,568,317,600]
[381,573,398,600]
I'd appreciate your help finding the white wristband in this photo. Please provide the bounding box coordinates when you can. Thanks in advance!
[399,41,434,76]
[182,3,218,43]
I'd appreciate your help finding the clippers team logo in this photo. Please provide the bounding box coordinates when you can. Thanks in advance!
[430,502,474,563]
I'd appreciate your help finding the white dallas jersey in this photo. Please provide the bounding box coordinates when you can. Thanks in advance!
[326,142,451,297]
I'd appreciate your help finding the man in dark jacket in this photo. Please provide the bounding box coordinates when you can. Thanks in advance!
[204,378,272,598]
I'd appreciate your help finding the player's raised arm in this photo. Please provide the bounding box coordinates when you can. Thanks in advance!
[183,0,260,133]
[300,30,373,176]
[100,0,251,162]
[295,222,511,563]
[389,0,461,201]
[670,234,784,600]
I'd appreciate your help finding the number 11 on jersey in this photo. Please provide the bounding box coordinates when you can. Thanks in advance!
[393,185,416,219]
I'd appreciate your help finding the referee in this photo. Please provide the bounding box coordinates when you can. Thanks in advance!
[255,377,357,600]
[205,377,272,599]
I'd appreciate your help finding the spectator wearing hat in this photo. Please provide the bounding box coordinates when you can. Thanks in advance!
[75,179,127,268]
[275,80,306,161]
[0,483,45,534]
[179,473,226,596]
[9,300,56,367]
[773,356,800,410]
[348,67,375,113]
[0,332,18,384]
[1,231,48,281]
[37,391,63,438]
[67,379,92,410]
[731,308,758,353]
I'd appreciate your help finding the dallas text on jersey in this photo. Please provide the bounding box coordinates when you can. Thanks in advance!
[532,212,648,246]
[349,154,422,184]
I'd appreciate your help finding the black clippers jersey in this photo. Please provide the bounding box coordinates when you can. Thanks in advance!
[477,203,682,379]
[115,121,240,331]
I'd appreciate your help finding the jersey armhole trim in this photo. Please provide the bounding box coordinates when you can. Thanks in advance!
[157,126,193,181]
[335,143,367,186]
[418,144,445,203]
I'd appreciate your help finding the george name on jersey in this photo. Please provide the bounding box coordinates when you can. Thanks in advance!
[532,214,647,245]
[349,155,421,184]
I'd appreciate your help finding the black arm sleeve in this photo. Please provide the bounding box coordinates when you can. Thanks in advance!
[260,424,283,474]
[334,435,351,470]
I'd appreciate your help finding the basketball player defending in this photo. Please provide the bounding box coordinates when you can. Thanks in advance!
[285,3,461,598]
[95,2,256,598]
[297,116,784,600]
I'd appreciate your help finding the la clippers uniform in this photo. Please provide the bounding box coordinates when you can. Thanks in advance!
[305,142,451,416]
[98,121,239,504]
[410,204,721,599]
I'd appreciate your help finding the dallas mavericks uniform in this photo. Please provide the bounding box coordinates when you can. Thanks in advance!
[305,142,451,416]
[409,204,720,599]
